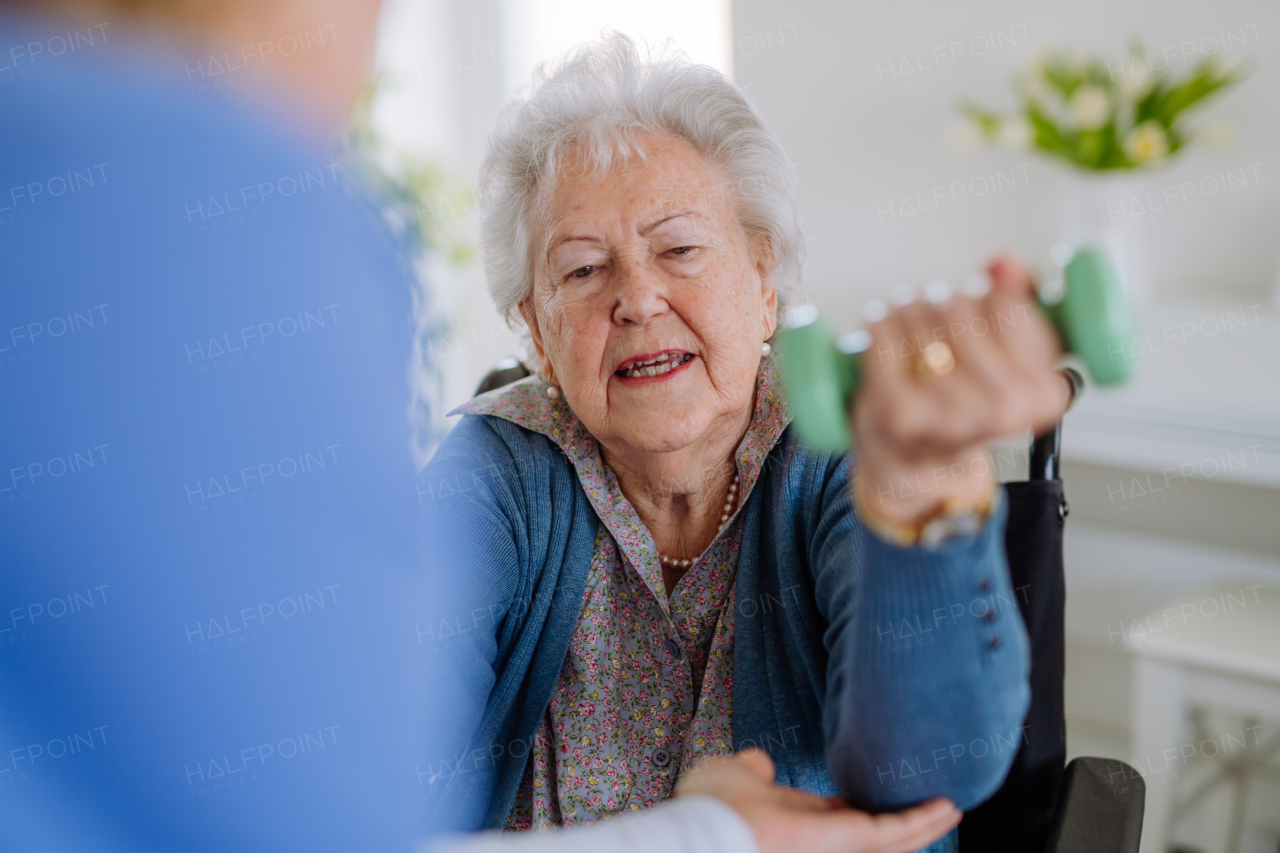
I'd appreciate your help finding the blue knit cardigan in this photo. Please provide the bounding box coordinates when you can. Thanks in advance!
[418,412,1029,832]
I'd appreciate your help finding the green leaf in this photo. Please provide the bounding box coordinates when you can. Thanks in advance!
[1156,61,1237,123]
[1132,80,1167,125]
[960,102,1003,137]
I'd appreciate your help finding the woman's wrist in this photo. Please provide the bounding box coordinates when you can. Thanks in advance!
[852,447,998,547]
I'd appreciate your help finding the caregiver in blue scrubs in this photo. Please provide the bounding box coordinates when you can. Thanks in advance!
[0,1,462,849]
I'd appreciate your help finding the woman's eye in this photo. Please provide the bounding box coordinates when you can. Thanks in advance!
[669,246,693,256]
[570,266,596,279]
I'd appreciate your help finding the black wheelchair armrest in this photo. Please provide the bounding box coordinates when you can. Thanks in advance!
[1045,757,1144,853]
[474,358,531,395]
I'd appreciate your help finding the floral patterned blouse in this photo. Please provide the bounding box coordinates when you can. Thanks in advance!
[450,353,790,830]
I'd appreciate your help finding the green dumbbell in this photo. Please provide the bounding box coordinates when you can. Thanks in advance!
[777,246,1134,453]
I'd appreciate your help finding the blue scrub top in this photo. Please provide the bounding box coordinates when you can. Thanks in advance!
[0,13,466,852]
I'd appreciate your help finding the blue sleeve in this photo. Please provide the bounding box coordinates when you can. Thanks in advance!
[814,463,1030,812]
[0,25,472,851]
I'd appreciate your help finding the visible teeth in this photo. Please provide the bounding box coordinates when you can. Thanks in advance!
[621,354,690,378]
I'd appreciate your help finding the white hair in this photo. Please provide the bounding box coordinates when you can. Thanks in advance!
[478,32,805,369]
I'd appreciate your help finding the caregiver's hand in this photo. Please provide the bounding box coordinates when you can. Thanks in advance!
[852,255,1071,524]
[677,748,961,853]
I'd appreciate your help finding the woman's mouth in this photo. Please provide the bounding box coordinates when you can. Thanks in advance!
[614,352,695,380]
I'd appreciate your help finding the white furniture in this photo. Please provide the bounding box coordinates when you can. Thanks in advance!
[1127,583,1280,853]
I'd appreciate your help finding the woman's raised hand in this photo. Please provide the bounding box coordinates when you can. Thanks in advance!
[851,255,1072,524]
[677,749,960,853]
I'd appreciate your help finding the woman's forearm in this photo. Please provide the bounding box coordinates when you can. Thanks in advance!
[822,498,1030,812]
[429,796,757,853]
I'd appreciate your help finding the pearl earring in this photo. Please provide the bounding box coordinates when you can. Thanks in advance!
[761,341,772,357]
[543,369,560,399]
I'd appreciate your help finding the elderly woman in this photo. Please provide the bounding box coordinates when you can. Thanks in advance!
[423,34,1068,853]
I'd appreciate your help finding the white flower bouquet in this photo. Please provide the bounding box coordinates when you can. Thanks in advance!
[964,47,1242,170]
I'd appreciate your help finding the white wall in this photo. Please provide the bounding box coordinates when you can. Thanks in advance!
[729,0,1280,327]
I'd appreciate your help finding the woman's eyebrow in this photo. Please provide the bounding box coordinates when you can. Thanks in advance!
[547,234,604,254]
[547,209,702,256]
[641,208,702,235]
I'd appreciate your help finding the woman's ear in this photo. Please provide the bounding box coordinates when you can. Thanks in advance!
[518,299,551,375]
[752,236,779,339]
[760,273,778,340]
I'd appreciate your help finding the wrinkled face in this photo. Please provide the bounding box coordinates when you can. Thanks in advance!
[519,135,777,459]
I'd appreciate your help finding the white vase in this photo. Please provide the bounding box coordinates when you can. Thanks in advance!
[1061,174,1153,306]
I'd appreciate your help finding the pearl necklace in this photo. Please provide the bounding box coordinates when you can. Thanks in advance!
[657,474,740,569]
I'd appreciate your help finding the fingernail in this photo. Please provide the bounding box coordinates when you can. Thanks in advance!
[836,330,871,355]
[924,279,953,305]
[1050,242,1075,268]
[861,299,888,323]
[962,273,991,298]
[890,282,917,307]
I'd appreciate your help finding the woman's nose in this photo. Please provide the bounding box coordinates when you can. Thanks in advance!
[609,258,670,327]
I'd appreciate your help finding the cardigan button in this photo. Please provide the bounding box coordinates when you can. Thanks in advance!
[651,747,671,768]
[664,638,682,659]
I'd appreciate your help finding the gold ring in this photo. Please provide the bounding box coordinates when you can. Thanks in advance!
[912,340,955,379]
